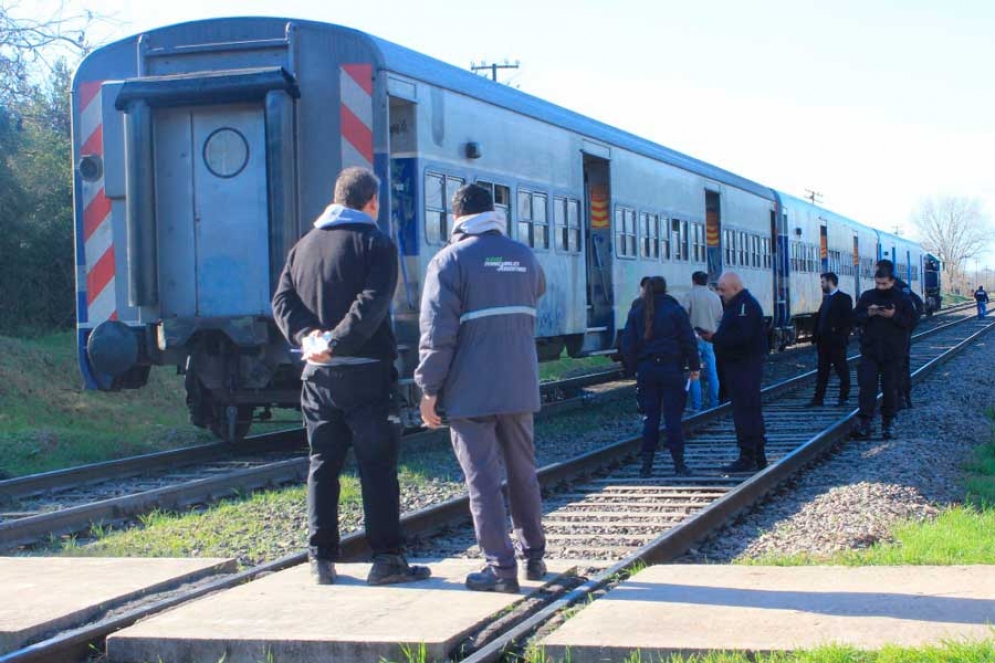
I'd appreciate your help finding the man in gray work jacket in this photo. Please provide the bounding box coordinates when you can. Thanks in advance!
[415,183,546,594]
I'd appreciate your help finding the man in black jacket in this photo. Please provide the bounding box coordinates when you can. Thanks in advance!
[272,167,430,587]
[876,259,922,409]
[849,267,915,440]
[809,272,853,407]
[701,272,768,473]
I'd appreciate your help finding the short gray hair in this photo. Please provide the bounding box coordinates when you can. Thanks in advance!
[333,167,380,210]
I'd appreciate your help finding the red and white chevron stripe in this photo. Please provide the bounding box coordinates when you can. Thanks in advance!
[78,81,117,324]
[340,64,373,171]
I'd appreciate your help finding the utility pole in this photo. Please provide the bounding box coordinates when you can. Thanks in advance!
[804,189,823,206]
[471,59,520,83]
[892,225,902,236]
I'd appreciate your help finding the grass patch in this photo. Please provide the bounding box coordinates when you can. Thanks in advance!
[0,332,212,478]
[539,352,617,382]
[527,640,995,662]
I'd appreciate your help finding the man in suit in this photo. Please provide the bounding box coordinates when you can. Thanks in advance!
[809,272,854,407]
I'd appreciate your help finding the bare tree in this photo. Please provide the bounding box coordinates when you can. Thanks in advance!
[911,196,991,294]
[0,1,95,104]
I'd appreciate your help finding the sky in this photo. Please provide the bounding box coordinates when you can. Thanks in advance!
[26,0,995,262]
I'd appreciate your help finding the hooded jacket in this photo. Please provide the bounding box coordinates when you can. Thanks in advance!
[620,293,700,375]
[853,285,914,361]
[272,204,398,364]
[415,212,545,418]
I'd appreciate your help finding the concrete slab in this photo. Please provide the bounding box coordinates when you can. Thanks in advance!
[108,559,573,663]
[541,565,995,661]
[0,556,235,655]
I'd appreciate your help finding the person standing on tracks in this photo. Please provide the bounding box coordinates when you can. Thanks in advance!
[272,167,431,587]
[849,266,915,441]
[681,271,723,412]
[974,285,989,319]
[876,259,922,409]
[699,272,768,474]
[808,272,854,407]
[415,183,547,594]
[621,276,701,477]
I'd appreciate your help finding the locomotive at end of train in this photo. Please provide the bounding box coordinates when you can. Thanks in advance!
[71,17,938,441]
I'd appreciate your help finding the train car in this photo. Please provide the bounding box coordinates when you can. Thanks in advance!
[770,192,878,343]
[922,253,943,315]
[875,229,925,300]
[71,17,781,440]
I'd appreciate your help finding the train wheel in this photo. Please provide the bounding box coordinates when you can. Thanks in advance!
[209,404,253,443]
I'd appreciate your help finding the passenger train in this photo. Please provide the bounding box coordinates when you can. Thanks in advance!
[71,17,932,440]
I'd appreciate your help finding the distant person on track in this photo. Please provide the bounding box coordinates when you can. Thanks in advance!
[415,183,547,594]
[681,271,723,412]
[808,272,854,407]
[975,285,989,319]
[876,259,922,409]
[272,167,431,587]
[621,276,701,477]
[849,266,915,441]
[700,272,768,474]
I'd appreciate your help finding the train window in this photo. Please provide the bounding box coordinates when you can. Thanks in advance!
[425,173,446,244]
[751,235,759,268]
[679,220,690,262]
[763,238,772,269]
[640,213,659,259]
[477,181,512,235]
[692,222,706,263]
[533,193,549,250]
[567,200,581,253]
[660,221,671,260]
[724,229,735,265]
[616,207,637,258]
[738,231,747,266]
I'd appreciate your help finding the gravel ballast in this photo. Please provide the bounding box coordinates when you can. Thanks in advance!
[681,336,995,563]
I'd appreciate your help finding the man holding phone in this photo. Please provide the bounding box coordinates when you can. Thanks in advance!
[849,267,915,440]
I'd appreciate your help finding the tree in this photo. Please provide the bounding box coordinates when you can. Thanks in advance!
[911,196,991,294]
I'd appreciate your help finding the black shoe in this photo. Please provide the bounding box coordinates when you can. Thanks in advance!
[881,420,894,440]
[721,456,759,474]
[466,566,520,593]
[639,455,654,478]
[755,451,768,471]
[367,554,432,586]
[903,395,913,409]
[674,461,693,477]
[310,558,337,585]
[524,558,547,581]
[806,399,824,407]
[849,421,872,440]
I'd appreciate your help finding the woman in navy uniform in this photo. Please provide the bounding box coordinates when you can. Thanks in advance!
[621,276,700,477]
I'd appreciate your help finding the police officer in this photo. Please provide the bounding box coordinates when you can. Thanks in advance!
[416,184,546,594]
[272,167,431,586]
[876,259,922,409]
[620,276,701,477]
[849,266,915,440]
[700,272,768,473]
[808,272,853,407]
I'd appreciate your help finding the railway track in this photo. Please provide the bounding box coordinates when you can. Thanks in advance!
[0,304,976,552]
[3,307,989,663]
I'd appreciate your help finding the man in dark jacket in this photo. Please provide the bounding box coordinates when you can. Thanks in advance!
[701,272,768,473]
[809,272,853,407]
[849,267,915,440]
[416,184,546,594]
[877,259,922,409]
[272,167,430,587]
[975,285,989,319]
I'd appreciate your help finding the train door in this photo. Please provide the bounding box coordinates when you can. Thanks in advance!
[583,155,614,334]
[705,190,722,283]
[819,224,828,273]
[154,104,271,317]
[852,235,861,295]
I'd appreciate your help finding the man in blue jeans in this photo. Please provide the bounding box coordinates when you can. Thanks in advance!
[975,285,989,319]
[681,271,723,411]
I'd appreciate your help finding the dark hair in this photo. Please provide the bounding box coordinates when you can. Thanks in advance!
[452,184,494,217]
[334,167,380,210]
[692,271,708,286]
[639,276,650,288]
[820,272,839,286]
[876,258,894,271]
[642,276,667,340]
[874,267,895,280]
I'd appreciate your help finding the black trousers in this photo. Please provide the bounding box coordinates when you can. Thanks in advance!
[898,335,912,400]
[814,341,850,402]
[857,354,899,422]
[300,361,402,561]
[636,361,687,458]
[725,357,766,458]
